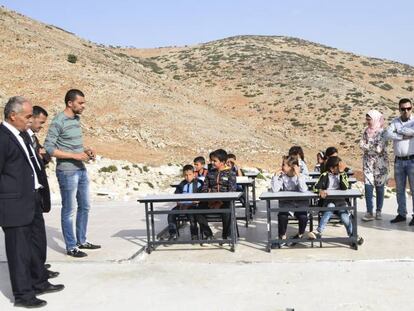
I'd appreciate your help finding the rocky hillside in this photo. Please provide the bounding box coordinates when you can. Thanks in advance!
[1,6,414,171]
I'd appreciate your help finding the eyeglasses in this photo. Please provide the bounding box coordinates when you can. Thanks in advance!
[400,107,412,112]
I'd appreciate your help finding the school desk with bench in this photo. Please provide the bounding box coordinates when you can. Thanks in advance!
[138,192,242,253]
[259,189,362,253]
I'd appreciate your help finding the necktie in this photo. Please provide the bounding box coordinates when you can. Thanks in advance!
[31,133,39,151]
[19,131,42,179]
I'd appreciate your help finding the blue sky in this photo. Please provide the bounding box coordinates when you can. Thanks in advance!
[1,0,413,65]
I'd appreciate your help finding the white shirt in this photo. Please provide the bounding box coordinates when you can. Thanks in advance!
[385,116,414,157]
[271,173,308,192]
[327,173,340,190]
[2,121,42,189]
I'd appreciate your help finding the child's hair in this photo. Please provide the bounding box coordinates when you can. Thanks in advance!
[227,153,236,160]
[282,155,299,167]
[288,146,305,161]
[317,151,324,160]
[209,151,215,160]
[193,156,206,165]
[325,156,341,171]
[325,147,338,159]
[183,164,194,173]
[211,149,228,163]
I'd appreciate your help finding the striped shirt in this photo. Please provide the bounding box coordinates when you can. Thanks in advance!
[44,112,85,171]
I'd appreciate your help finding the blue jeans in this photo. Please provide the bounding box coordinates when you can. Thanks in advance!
[394,159,414,217]
[56,169,91,251]
[317,200,353,236]
[364,184,385,214]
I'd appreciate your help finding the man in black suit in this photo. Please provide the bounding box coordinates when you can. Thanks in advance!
[29,106,51,165]
[27,105,59,279]
[1,96,64,308]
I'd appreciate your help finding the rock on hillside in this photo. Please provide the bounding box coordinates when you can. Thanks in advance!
[1,6,414,170]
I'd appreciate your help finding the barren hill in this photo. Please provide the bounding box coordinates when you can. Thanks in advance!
[1,6,414,170]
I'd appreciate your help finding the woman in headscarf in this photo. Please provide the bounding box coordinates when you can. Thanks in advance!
[359,110,389,221]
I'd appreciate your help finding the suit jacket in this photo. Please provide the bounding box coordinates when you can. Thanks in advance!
[35,145,51,213]
[24,131,51,213]
[0,123,37,227]
[32,134,51,165]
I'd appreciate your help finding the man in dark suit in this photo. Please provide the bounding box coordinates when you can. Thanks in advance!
[1,96,64,308]
[29,106,51,165]
[27,105,59,279]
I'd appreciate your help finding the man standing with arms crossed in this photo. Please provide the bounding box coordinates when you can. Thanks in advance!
[45,89,101,257]
[386,98,414,226]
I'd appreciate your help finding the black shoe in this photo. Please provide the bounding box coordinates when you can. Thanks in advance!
[47,270,59,279]
[390,214,406,223]
[168,234,177,241]
[409,218,414,226]
[219,236,228,246]
[14,297,47,308]
[67,248,87,258]
[44,264,51,269]
[35,283,64,296]
[191,235,198,244]
[78,242,101,250]
[200,235,213,246]
[288,234,302,247]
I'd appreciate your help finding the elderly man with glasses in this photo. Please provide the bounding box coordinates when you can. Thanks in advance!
[386,98,414,226]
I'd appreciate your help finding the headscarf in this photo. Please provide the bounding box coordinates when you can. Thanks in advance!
[365,110,384,138]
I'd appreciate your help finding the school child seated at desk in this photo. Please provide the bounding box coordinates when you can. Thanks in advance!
[308,156,364,247]
[288,145,309,176]
[271,155,309,246]
[227,153,244,177]
[193,156,208,181]
[167,165,203,242]
[196,149,237,241]
[314,151,325,172]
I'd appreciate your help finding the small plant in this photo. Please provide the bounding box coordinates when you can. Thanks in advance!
[122,165,130,170]
[143,166,149,172]
[99,165,118,173]
[67,54,77,64]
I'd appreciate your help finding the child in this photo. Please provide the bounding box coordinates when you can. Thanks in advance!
[314,151,325,172]
[168,165,203,241]
[196,149,237,240]
[227,153,244,177]
[207,151,216,172]
[193,156,208,181]
[320,147,351,174]
[308,156,364,247]
[227,153,245,204]
[271,156,309,246]
[288,145,309,176]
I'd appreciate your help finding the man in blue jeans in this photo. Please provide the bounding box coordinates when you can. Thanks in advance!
[386,98,414,226]
[45,89,101,257]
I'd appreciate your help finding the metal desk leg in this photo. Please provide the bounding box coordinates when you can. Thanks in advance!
[244,185,250,227]
[150,202,156,250]
[145,203,152,254]
[252,179,257,214]
[231,200,236,252]
[266,200,272,252]
[352,197,358,250]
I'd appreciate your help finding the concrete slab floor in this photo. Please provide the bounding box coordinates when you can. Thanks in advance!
[0,197,413,310]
